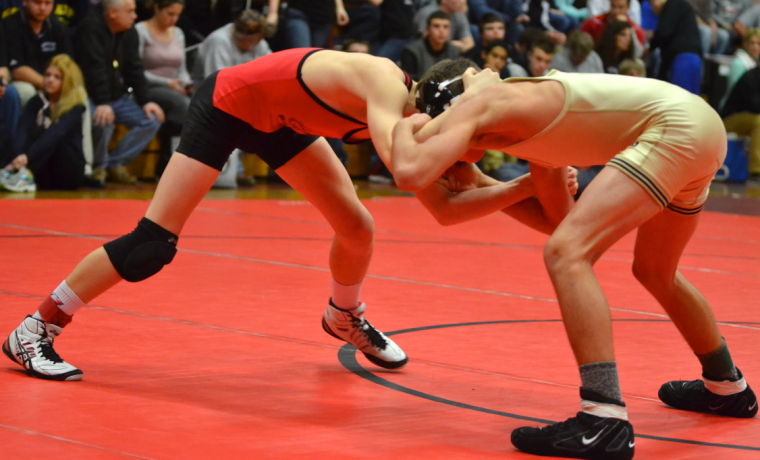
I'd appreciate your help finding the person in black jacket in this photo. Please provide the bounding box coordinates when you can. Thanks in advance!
[73,0,164,185]
[1,54,87,191]
[4,0,72,105]
[650,0,703,94]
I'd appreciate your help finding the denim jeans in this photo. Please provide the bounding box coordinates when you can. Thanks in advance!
[91,95,161,168]
[281,7,334,48]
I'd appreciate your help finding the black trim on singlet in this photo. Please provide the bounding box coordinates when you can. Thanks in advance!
[402,70,413,91]
[608,157,670,207]
[296,49,369,143]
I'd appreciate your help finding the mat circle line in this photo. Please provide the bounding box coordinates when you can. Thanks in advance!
[337,318,760,452]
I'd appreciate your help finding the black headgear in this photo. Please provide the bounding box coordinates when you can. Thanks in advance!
[415,76,464,118]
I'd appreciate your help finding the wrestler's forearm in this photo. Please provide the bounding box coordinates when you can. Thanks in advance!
[416,175,534,226]
[501,198,558,235]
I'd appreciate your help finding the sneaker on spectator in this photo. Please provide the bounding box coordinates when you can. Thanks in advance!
[107,166,137,185]
[322,299,408,369]
[0,167,36,192]
[3,315,82,381]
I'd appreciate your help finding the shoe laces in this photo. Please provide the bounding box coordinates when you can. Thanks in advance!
[349,315,388,350]
[538,413,588,434]
[38,328,64,364]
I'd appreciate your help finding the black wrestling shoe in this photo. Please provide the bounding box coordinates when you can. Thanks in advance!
[659,371,757,418]
[511,412,634,460]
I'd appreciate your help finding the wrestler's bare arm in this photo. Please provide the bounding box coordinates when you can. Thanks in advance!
[415,168,535,225]
[364,66,414,166]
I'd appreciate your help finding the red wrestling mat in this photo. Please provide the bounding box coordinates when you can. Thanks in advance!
[0,198,758,459]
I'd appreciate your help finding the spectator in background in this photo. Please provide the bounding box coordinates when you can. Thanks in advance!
[618,56,647,75]
[650,0,703,94]
[550,29,605,72]
[581,0,646,46]
[4,0,72,105]
[401,10,461,80]
[193,9,274,80]
[596,20,639,72]
[342,37,371,54]
[525,33,557,76]
[74,0,164,186]
[554,0,591,24]
[721,28,760,109]
[274,0,348,50]
[340,0,382,50]
[482,39,529,77]
[1,54,87,192]
[721,66,760,180]
[467,0,529,45]
[687,0,730,55]
[51,0,91,27]
[375,0,416,63]
[136,0,193,177]
[415,0,475,53]
[587,0,641,24]
[465,13,513,67]
[524,0,577,45]
[0,23,24,171]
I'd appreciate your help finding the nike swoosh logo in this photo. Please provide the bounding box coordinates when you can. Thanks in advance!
[749,401,757,412]
[708,401,729,411]
[581,427,608,446]
[628,440,635,448]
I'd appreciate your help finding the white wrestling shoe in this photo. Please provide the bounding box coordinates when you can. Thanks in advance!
[3,315,83,381]
[322,300,408,369]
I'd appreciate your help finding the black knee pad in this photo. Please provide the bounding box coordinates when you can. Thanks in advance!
[104,217,179,282]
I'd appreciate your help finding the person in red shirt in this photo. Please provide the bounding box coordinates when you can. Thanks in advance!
[581,0,646,46]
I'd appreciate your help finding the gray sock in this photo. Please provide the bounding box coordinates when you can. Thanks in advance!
[698,339,739,381]
[580,361,622,404]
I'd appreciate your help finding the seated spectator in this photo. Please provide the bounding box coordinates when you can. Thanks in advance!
[401,10,461,80]
[482,40,529,77]
[587,0,642,24]
[4,0,72,105]
[136,0,193,177]
[511,26,549,70]
[375,0,416,63]
[340,0,382,50]
[721,28,760,108]
[581,0,646,46]
[52,0,92,27]
[414,0,475,53]
[596,20,638,72]
[721,66,760,180]
[1,21,23,154]
[74,0,164,186]
[525,0,578,44]
[650,0,703,94]
[554,0,591,24]
[193,9,274,80]
[1,54,88,192]
[465,13,514,67]
[687,0,730,55]
[467,0,529,45]
[525,33,557,76]
[342,37,371,54]
[618,56,647,75]
[274,0,348,50]
[550,29,605,72]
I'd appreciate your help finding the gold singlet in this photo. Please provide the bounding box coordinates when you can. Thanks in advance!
[502,71,726,214]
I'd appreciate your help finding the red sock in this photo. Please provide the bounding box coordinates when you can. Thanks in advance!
[37,296,73,327]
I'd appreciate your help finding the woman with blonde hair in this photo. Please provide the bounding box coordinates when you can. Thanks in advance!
[1,54,88,191]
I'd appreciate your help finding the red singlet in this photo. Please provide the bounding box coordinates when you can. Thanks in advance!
[213,48,371,143]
